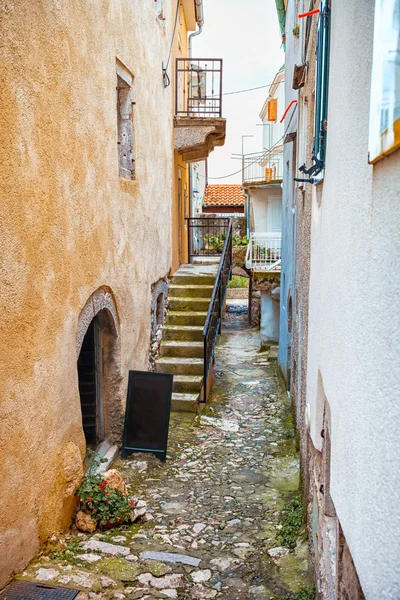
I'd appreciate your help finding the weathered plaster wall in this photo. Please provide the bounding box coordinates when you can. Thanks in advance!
[278,0,300,381]
[306,0,400,596]
[260,291,280,344]
[171,5,191,273]
[0,0,174,586]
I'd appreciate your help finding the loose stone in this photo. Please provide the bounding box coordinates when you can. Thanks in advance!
[82,540,130,556]
[139,551,201,567]
[36,568,59,581]
[191,569,212,583]
[137,573,182,590]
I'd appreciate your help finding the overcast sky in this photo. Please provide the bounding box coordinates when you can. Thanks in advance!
[192,0,284,184]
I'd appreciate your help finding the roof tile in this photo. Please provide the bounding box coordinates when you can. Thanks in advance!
[203,184,245,207]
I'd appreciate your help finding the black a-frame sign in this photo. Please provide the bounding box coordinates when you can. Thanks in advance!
[121,370,173,462]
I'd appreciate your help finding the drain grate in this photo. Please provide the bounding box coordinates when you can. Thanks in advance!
[0,581,80,600]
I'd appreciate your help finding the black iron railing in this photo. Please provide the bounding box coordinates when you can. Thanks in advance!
[201,220,232,402]
[187,217,231,260]
[176,58,223,118]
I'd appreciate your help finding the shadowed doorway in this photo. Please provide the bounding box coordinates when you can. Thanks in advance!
[77,316,104,447]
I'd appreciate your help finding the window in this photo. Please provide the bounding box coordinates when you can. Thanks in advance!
[313,0,331,169]
[116,62,134,179]
[268,98,278,121]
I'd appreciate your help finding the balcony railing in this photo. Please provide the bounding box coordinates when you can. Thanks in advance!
[245,232,282,272]
[186,217,231,260]
[243,147,284,185]
[175,58,223,118]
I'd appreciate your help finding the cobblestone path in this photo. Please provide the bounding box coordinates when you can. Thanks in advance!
[19,319,311,599]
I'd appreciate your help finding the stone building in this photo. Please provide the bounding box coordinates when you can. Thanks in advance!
[0,0,177,587]
[279,0,400,598]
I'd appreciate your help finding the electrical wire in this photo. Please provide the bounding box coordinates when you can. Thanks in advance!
[223,80,284,96]
[163,0,181,88]
[202,104,298,182]
[206,135,285,180]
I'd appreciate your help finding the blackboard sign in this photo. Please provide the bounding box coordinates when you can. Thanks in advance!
[121,370,173,462]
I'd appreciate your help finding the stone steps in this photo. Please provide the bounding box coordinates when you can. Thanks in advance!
[155,263,218,412]
[171,273,216,286]
[160,341,203,359]
[167,311,208,326]
[156,356,204,376]
[171,392,200,413]
[172,375,204,393]
[169,297,211,312]
[163,325,204,342]
[169,284,214,298]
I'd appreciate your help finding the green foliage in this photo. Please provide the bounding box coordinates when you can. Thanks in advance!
[278,496,304,551]
[76,449,134,528]
[50,536,88,564]
[284,586,315,600]
[203,233,248,253]
[204,232,226,253]
[232,235,248,247]
[292,24,300,37]
[228,275,249,289]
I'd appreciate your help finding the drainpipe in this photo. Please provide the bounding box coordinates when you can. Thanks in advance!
[275,0,286,48]
[188,0,204,220]
[189,0,204,57]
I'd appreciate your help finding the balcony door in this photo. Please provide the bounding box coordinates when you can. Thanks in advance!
[267,195,282,234]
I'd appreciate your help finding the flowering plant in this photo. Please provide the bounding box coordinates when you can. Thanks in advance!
[75,453,135,528]
[76,473,135,528]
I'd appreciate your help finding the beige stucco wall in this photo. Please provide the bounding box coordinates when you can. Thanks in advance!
[306,0,400,597]
[0,0,174,585]
[171,4,191,274]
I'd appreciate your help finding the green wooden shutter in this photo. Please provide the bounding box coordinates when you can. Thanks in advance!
[313,0,331,166]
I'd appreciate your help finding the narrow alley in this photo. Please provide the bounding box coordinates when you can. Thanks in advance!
[18,315,311,600]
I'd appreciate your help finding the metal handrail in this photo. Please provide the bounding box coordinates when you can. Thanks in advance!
[201,220,232,402]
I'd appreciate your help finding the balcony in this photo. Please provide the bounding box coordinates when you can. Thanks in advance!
[242,146,284,187]
[174,58,226,162]
[245,232,281,273]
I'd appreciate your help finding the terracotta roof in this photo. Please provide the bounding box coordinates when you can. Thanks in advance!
[203,184,245,207]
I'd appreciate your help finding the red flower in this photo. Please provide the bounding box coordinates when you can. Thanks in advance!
[129,500,135,507]
[92,508,97,513]
[87,498,92,503]
[116,517,121,521]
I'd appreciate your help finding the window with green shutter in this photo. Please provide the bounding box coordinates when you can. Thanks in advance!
[313,0,331,170]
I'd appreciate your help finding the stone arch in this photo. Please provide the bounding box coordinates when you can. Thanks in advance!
[76,287,120,358]
[76,287,123,445]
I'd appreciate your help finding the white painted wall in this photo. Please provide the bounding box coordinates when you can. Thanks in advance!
[251,188,282,232]
[262,76,285,150]
[306,1,400,597]
[260,291,280,343]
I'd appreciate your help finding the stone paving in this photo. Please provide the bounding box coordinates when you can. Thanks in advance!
[18,316,311,599]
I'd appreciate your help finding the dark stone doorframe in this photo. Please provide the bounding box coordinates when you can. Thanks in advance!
[76,287,123,445]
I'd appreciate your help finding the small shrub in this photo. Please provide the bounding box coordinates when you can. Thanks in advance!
[278,496,304,551]
[75,450,135,528]
[228,275,249,289]
[284,586,315,600]
[292,24,300,37]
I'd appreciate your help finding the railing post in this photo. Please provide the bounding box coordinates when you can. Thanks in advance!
[187,219,191,264]
[203,334,207,403]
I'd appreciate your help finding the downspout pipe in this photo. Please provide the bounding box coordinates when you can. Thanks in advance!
[188,0,204,224]
[275,0,286,48]
[189,1,204,57]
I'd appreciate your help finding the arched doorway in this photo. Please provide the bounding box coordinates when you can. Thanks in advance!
[76,288,122,447]
[77,315,103,447]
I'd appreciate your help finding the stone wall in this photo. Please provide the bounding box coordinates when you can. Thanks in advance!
[148,277,169,371]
